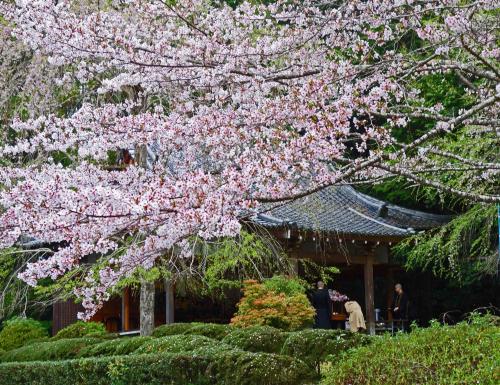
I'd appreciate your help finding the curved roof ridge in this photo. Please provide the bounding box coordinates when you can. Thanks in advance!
[343,186,452,222]
[346,207,410,233]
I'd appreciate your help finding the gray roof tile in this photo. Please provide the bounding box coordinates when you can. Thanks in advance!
[253,186,451,237]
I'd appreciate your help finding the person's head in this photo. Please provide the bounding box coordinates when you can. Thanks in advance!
[317,281,325,289]
[395,283,403,294]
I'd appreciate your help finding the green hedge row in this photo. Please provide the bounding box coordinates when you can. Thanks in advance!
[1,325,367,368]
[0,350,316,385]
[1,338,102,362]
[221,325,289,353]
[282,329,370,369]
[78,336,153,358]
[152,322,232,340]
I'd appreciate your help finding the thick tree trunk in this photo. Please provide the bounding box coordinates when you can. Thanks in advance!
[140,280,155,336]
[136,143,156,336]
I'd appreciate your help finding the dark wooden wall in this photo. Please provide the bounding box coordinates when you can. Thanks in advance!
[52,300,83,335]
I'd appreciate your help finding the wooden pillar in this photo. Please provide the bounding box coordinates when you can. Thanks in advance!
[386,267,394,321]
[165,279,175,324]
[121,287,131,332]
[290,250,299,277]
[364,254,375,335]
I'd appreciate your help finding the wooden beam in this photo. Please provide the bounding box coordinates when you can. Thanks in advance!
[364,254,375,335]
[165,279,175,324]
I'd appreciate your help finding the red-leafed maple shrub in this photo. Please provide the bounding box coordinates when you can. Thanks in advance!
[231,277,315,331]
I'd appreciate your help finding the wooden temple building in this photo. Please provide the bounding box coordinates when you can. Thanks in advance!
[52,186,450,335]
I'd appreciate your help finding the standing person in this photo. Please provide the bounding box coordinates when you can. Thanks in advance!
[390,283,409,331]
[312,281,331,329]
[344,301,366,333]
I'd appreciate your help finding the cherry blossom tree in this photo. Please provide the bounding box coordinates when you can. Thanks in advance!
[0,0,498,318]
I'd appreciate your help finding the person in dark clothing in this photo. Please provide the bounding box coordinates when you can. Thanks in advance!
[312,281,331,329]
[390,283,409,331]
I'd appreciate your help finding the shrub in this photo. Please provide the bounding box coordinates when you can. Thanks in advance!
[134,334,224,355]
[230,279,315,330]
[77,336,153,358]
[0,350,316,385]
[151,322,195,337]
[184,323,232,340]
[53,321,106,339]
[281,329,370,370]
[0,338,101,362]
[0,317,49,351]
[321,315,500,385]
[222,325,288,353]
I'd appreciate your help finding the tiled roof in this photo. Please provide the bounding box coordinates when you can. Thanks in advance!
[252,186,451,237]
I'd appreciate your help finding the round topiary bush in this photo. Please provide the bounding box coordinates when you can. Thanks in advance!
[321,315,499,385]
[134,334,224,355]
[222,325,289,353]
[151,323,195,337]
[53,321,107,339]
[0,317,49,351]
[281,329,370,370]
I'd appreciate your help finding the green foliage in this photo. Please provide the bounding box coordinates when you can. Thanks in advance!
[230,278,315,330]
[395,204,498,284]
[392,73,473,144]
[0,338,101,362]
[0,350,316,385]
[184,323,232,340]
[299,259,340,286]
[364,124,499,284]
[0,248,54,321]
[152,322,195,337]
[53,321,107,339]
[262,275,308,295]
[281,329,370,370]
[321,315,499,385]
[200,230,291,293]
[77,336,153,358]
[0,317,48,351]
[133,334,224,355]
[222,325,288,353]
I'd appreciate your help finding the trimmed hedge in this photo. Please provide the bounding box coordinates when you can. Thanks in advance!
[53,321,106,339]
[134,334,225,355]
[0,350,317,385]
[281,329,370,369]
[222,325,288,353]
[77,336,153,358]
[152,322,196,337]
[184,323,233,340]
[0,338,101,362]
[321,315,500,385]
[0,318,49,351]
